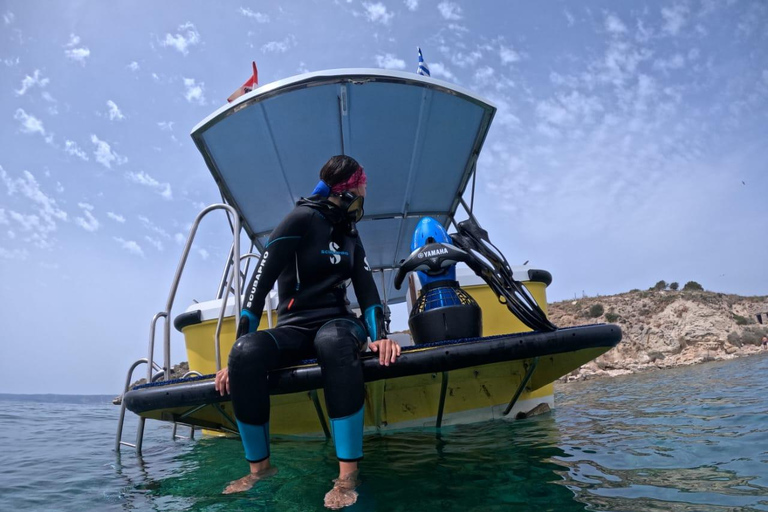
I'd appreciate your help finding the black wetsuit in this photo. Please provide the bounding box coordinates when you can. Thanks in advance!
[228,195,385,462]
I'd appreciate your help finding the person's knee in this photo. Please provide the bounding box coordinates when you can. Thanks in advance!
[228,331,280,373]
[314,320,364,366]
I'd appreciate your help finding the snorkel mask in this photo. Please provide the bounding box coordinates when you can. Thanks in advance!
[336,190,365,223]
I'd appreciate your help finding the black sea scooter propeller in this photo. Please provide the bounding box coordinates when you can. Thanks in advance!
[393,242,473,290]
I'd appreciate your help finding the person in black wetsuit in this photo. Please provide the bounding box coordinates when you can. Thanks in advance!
[214,155,401,507]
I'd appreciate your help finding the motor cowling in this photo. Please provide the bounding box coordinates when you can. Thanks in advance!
[403,218,482,344]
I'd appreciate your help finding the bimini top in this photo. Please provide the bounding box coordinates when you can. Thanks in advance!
[191,68,496,304]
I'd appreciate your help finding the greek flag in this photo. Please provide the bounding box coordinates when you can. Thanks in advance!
[417,47,430,77]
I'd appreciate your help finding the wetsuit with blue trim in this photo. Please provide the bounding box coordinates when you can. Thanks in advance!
[228,195,386,464]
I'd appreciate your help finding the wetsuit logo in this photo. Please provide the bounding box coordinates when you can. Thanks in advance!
[245,250,268,308]
[321,242,349,264]
[329,242,341,264]
[364,256,371,272]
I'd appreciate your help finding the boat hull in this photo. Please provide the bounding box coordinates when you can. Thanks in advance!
[124,324,620,435]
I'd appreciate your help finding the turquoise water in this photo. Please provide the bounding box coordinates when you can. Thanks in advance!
[1,354,767,511]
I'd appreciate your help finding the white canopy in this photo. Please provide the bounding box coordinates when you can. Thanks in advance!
[191,69,496,304]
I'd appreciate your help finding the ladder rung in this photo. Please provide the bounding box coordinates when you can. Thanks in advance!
[120,441,136,448]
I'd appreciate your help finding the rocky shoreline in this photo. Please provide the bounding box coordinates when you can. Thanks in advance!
[547,289,768,383]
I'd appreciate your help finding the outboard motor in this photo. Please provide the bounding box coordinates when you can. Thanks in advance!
[394,217,482,344]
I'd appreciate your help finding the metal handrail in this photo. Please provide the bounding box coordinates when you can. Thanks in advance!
[146,312,167,381]
[162,204,241,379]
[212,252,267,370]
[115,358,149,453]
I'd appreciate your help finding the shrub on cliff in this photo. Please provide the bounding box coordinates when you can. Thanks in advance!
[727,326,768,347]
[652,280,668,291]
[683,281,704,291]
[588,304,604,318]
[605,312,620,322]
[669,282,679,291]
[733,314,751,326]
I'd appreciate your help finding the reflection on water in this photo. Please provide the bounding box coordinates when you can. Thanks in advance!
[1,354,768,511]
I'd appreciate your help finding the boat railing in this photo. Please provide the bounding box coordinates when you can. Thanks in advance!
[211,252,269,371]
[116,203,243,454]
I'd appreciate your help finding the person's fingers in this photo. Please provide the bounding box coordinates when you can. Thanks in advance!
[390,341,398,363]
[224,373,230,395]
[370,342,379,353]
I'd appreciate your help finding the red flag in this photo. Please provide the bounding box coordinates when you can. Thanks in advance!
[227,61,259,103]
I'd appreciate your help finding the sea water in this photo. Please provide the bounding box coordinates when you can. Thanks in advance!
[1,354,767,511]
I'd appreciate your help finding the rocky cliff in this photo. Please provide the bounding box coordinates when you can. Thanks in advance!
[548,290,768,382]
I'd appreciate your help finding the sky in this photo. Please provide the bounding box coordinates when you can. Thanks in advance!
[1,0,767,394]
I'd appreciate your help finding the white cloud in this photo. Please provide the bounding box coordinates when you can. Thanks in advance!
[404,0,419,11]
[499,45,521,65]
[64,35,91,65]
[661,4,688,36]
[14,109,45,136]
[139,215,171,239]
[429,62,456,81]
[238,7,270,22]
[126,171,173,200]
[437,1,462,20]
[75,204,100,232]
[64,140,89,161]
[363,2,394,25]
[161,22,200,55]
[15,70,49,96]
[261,34,297,53]
[183,77,206,105]
[113,237,144,257]
[653,54,685,72]
[564,9,575,26]
[1,166,67,248]
[106,100,125,121]
[127,61,140,71]
[4,57,20,67]
[65,47,91,64]
[605,13,627,34]
[197,248,209,260]
[451,50,482,68]
[158,121,174,131]
[174,232,185,245]
[91,134,127,169]
[0,246,28,260]
[107,212,125,223]
[4,11,15,25]
[375,53,406,70]
[144,236,163,251]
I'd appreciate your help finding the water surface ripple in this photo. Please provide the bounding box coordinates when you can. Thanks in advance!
[1,354,767,511]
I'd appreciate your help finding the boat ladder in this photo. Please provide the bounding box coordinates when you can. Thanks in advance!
[115,204,242,455]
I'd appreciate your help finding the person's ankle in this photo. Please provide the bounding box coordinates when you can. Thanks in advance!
[249,459,271,474]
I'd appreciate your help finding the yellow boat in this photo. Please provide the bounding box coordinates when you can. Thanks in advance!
[116,69,621,454]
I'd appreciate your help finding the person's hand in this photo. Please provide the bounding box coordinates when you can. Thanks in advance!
[214,367,230,396]
[369,338,401,366]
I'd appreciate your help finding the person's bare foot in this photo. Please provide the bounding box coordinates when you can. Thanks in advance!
[223,466,278,494]
[323,472,359,509]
